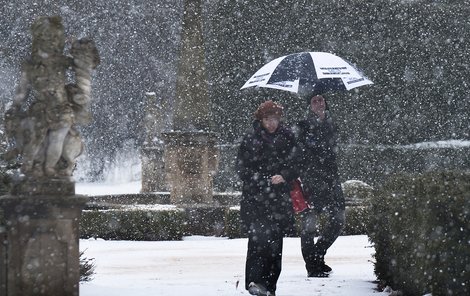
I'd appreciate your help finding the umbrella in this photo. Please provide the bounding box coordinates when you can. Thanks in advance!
[240,52,373,96]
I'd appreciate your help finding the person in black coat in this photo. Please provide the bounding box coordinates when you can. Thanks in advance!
[294,94,345,278]
[237,100,298,296]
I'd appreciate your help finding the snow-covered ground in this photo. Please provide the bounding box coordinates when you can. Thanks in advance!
[77,182,386,296]
[76,181,142,196]
[79,235,384,296]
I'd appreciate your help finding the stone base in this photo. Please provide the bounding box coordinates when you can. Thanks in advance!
[0,179,88,296]
[11,177,75,196]
[162,131,218,205]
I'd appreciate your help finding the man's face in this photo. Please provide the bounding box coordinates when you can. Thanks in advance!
[310,95,326,115]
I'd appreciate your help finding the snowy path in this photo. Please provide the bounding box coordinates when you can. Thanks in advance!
[79,235,387,296]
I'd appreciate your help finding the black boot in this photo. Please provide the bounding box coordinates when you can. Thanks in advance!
[307,267,330,278]
[307,256,332,277]
[248,282,268,296]
[318,257,332,273]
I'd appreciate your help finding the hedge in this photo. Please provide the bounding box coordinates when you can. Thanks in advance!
[367,171,470,295]
[80,205,233,240]
[80,205,186,241]
[223,205,368,239]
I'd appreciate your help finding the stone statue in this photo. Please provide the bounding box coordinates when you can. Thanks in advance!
[4,16,100,178]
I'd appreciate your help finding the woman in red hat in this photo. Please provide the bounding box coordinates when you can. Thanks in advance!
[236,100,298,296]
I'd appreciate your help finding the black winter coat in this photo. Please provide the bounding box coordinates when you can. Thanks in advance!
[295,112,345,211]
[236,121,298,238]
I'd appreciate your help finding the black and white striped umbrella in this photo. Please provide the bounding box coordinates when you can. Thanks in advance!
[241,52,373,95]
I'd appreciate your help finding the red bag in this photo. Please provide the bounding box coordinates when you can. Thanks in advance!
[290,178,309,213]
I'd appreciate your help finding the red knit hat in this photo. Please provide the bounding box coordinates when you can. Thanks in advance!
[254,100,283,120]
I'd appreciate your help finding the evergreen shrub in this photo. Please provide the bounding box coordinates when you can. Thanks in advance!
[343,206,368,235]
[367,171,470,295]
[341,179,374,235]
[79,250,96,282]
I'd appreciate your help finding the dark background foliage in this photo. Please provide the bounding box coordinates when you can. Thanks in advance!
[1,0,469,180]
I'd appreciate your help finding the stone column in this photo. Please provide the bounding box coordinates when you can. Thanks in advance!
[0,178,88,296]
[163,0,218,205]
[141,92,170,193]
[173,0,212,132]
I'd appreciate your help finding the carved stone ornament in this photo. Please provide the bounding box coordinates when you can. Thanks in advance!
[4,15,100,178]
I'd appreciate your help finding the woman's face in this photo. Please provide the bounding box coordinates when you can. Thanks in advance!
[261,115,280,134]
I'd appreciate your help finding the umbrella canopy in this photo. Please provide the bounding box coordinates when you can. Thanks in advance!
[240,52,373,96]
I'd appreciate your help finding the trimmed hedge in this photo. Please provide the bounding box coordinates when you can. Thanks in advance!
[80,206,186,241]
[223,205,368,239]
[224,207,243,239]
[80,205,231,240]
[80,202,369,241]
[367,171,470,295]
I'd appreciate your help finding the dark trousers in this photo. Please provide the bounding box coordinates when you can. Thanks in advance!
[300,207,345,272]
[245,225,283,293]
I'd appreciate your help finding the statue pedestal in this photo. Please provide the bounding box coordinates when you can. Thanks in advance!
[141,146,167,192]
[162,131,218,205]
[0,178,88,296]
[141,92,170,193]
